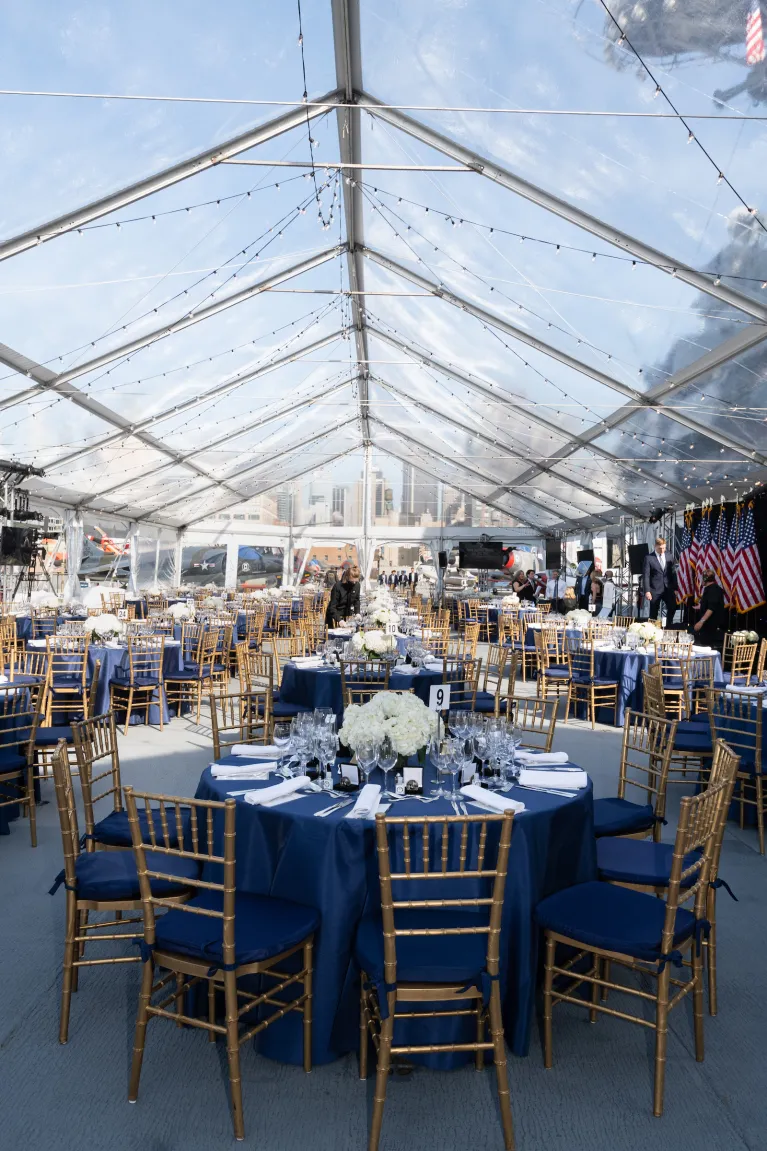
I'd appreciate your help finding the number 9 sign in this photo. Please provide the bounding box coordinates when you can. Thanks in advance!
[429,684,450,712]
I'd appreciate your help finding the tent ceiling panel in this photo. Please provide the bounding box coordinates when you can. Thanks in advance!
[359,2,767,285]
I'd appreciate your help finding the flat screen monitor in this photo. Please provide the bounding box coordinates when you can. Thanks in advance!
[458,541,505,570]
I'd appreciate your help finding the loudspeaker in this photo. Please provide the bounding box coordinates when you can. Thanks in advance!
[628,542,649,576]
[576,548,594,564]
[545,539,561,569]
[437,551,448,569]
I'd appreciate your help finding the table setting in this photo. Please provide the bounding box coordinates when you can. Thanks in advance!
[196,701,596,1066]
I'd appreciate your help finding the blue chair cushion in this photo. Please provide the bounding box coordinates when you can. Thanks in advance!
[153,890,320,967]
[91,806,193,849]
[473,690,497,713]
[166,667,211,682]
[544,667,570,679]
[571,674,618,686]
[110,675,161,689]
[71,849,201,902]
[593,796,655,838]
[266,700,313,719]
[34,725,74,746]
[673,722,713,754]
[355,908,489,984]
[597,838,700,887]
[535,880,696,963]
[49,680,84,694]
[0,750,26,774]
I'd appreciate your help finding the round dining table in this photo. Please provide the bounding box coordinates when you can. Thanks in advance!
[279,661,446,723]
[196,758,596,1068]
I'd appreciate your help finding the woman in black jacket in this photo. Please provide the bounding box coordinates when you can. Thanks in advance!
[325,565,361,626]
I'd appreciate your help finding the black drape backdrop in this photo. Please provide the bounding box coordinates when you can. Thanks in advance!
[673,490,767,637]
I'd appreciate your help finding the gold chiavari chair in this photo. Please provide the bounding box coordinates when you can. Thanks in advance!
[358,811,516,1151]
[149,615,175,637]
[165,629,218,724]
[447,620,479,660]
[45,634,90,725]
[508,616,538,682]
[708,686,765,853]
[340,659,391,707]
[7,647,49,683]
[101,592,125,613]
[643,664,713,786]
[474,643,508,716]
[210,623,234,692]
[501,650,521,720]
[31,609,59,640]
[124,787,318,1141]
[28,659,101,779]
[535,627,570,705]
[209,689,271,759]
[513,696,558,751]
[686,654,717,717]
[538,600,552,615]
[653,648,691,721]
[642,665,666,721]
[269,634,307,685]
[614,615,634,629]
[537,778,729,1117]
[50,742,198,1045]
[473,602,492,644]
[235,643,274,696]
[592,711,677,840]
[729,641,758,687]
[145,593,168,613]
[565,635,619,729]
[109,635,166,735]
[423,624,449,659]
[753,636,767,685]
[242,610,265,652]
[437,655,481,711]
[0,679,43,845]
[596,739,740,1018]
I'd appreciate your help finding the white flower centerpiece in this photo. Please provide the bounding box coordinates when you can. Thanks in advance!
[168,602,194,621]
[501,593,520,608]
[339,690,439,768]
[203,595,224,611]
[628,620,662,644]
[366,604,400,630]
[30,590,60,610]
[565,608,593,627]
[84,613,126,643]
[351,629,398,659]
[732,629,760,644]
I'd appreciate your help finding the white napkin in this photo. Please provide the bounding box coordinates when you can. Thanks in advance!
[514,751,569,766]
[231,743,281,758]
[460,785,525,814]
[27,639,46,648]
[211,762,276,778]
[424,659,444,669]
[518,768,588,789]
[394,664,419,676]
[346,783,381,819]
[243,775,310,805]
[724,685,767,696]
[328,629,352,637]
[290,657,325,668]
[693,646,717,655]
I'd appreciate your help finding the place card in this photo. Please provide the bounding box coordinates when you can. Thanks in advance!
[340,763,359,786]
[402,766,423,795]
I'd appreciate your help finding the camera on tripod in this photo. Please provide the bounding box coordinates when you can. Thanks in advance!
[0,523,43,566]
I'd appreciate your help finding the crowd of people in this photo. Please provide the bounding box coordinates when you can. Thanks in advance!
[378,568,420,588]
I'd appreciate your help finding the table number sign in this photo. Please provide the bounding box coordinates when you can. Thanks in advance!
[117,609,128,620]
[429,684,450,712]
[402,766,423,795]
[385,621,398,635]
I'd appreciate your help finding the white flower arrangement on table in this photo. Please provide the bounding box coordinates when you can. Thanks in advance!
[565,609,593,627]
[168,602,194,621]
[732,629,760,644]
[351,629,398,658]
[30,590,60,609]
[366,605,400,629]
[203,595,224,610]
[339,690,439,758]
[501,594,520,608]
[83,613,126,643]
[628,620,662,643]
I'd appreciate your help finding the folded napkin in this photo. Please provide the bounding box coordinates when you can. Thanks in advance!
[423,658,444,669]
[231,743,281,758]
[518,768,588,789]
[347,783,381,819]
[244,775,310,805]
[393,664,419,676]
[515,751,569,766]
[328,629,352,637]
[211,762,276,778]
[27,639,46,648]
[290,657,325,668]
[692,646,717,655]
[460,785,525,814]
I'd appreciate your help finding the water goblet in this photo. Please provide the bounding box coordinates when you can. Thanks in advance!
[355,739,379,788]
[377,734,398,799]
[273,721,292,777]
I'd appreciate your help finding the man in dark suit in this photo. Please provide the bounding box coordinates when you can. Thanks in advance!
[576,564,593,610]
[642,536,677,628]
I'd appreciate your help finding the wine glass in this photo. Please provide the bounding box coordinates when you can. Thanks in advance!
[273,722,292,778]
[317,729,338,790]
[429,735,452,799]
[314,707,335,731]
[448,739,470,801]
[377,734,398,799]
[473,726,488,785]
[356,738,379,787]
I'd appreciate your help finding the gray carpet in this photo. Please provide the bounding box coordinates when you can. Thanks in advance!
[2,712,765,1151]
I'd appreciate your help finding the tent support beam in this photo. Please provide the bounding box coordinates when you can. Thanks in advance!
[0,92,342,264]
[358,92,767,325]
[364,249,767,467]
[373,376,637,521]
[369,326,691,501]
[332,0,371,441]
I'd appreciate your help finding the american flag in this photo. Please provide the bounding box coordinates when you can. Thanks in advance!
[747,3,766,66]
[733,502,765,614]
[676,514,693,603]
[707,506,727,582]
[688,513,702,575]
[722,505,740,607]
[693,514,712,601]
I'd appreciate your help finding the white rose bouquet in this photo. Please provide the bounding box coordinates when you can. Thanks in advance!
[84,613,126,643]
[351,629,398,658]
[628,620,661,643]
[339,690,439,759]
[366,605,399,629]
[565,609,593,627]
[732,630,760,644]
[30,590,60,609]
[203,596,224,610]
[168,602,193,621]
[502,594,520,608]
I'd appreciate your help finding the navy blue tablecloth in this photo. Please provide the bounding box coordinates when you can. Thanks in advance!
[279,663,444,722]
[196,759,596,1067]
[91,641,183,723]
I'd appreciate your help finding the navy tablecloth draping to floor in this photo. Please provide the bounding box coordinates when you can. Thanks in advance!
[196,759,596,1068]
[279,663,446,722]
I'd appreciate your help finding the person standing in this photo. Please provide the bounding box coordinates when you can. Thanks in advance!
[546,569,567,614]
[598,570,616,619]
[325,565,361,626]
[693,570,726,650]
[576,565,593,610]
[641,537,677,629]
[590,575,604,616]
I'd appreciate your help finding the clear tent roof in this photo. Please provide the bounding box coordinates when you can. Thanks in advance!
[2,0,767,537]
